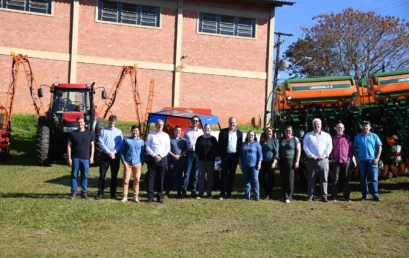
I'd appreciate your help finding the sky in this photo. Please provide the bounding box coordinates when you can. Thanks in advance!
[272,0,409,81]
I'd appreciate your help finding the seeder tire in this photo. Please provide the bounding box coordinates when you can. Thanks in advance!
[382,164,389,180]
[399,163,405,176]
[0,148,9,161]
[36,117,50,166]
[390,164,398,178]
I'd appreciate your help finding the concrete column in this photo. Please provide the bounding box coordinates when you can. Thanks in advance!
[265,7,276,127]
[69,0,80,83]
[172,0,184,107]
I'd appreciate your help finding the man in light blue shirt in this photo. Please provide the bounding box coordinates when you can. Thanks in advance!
[182,116,203,198]
[96,115,123,200]
[120,125,145,203]
[303,118,333,202]
[353,121,382,201]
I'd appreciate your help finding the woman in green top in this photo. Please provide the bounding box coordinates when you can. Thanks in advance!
[278,125,301,203]
[259,127,279,200]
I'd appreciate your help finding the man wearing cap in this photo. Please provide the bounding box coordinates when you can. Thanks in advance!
[353,121,382,201]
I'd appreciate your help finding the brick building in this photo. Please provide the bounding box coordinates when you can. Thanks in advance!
[0,0,293,126]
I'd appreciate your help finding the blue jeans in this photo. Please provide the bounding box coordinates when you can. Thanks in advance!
[183,152,199,192]
[167,158,185,194]
[359,160,379,199]
[71,158,90,196]
[242,166,259,200]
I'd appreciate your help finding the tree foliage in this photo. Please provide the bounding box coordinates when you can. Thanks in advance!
[284,8,409,79]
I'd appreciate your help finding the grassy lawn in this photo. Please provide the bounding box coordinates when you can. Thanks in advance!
[0,114,408,257]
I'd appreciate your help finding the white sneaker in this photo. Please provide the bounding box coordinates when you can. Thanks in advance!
[285,199,291,204]
[134,197,140,203]
[121,197,128,203]
[196,196,201,200]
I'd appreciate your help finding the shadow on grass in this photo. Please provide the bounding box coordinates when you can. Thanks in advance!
[3,137,37,166]
[0,192,72,199]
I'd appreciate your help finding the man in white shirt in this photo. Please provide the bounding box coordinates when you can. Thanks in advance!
[145,119,170,203]
[182,116,203,198]
[303,118,333,202]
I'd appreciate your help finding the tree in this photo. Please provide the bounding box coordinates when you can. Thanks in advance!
[284,8,409,79]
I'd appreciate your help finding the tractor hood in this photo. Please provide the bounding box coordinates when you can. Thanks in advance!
[61,112,83,133]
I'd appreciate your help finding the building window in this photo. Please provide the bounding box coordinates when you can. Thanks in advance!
[98,0,160,27]
[199,13,256,38]
[1,0,51,14]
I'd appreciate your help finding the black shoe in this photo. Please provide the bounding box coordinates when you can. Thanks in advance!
[147,198,153,203]
[157,196,164,204]
[81,195,89,200]
[322,197,328,202]
[110,195,117,200]
[191,191,197,198]
[226,194,233,199]
[374,197,382,202]
[95,195,103,200]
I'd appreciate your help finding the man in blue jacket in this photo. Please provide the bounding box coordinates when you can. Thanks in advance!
[120,125,145,203]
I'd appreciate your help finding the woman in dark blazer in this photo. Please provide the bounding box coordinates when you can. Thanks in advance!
[195,124,218,199]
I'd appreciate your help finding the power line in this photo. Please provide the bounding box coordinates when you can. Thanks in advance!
[381,2,409,13]
[372,0,407,12]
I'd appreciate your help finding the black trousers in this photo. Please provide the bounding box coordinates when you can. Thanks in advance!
[147,156,167,200]
[279,158,295,200]
[98,153,120,197]
[220,153,238,196]
[331,161,350,200]
[259,160,275,197]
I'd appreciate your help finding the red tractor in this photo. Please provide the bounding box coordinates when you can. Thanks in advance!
[36,82,107,165]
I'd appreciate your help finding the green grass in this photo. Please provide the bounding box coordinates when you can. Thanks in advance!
[0,114,409,257]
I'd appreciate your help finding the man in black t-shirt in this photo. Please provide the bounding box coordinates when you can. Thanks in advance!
[67,117,95,199]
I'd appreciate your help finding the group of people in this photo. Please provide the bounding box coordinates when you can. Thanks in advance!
[67,115,383,204]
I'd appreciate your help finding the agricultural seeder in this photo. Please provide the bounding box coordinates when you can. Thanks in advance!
[273,70,409,181]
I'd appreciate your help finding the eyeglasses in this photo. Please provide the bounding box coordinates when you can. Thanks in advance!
[192,120,199,123]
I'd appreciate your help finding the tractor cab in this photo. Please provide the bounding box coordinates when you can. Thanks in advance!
[36,82,107,165]
[39,83,106,133]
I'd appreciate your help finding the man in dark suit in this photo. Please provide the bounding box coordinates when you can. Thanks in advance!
[216,117,243,200]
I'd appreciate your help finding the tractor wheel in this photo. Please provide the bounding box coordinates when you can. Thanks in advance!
[399,162,406,176]
[390,164,398,177]
[0,148,9,161]
[94,118,105,165]
[36,117,50,166]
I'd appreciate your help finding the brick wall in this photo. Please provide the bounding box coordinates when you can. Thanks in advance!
[0,0,272,126]
[180,73,266,127]
[0,0,71,53]
[78,0,177,63]
[182,11,269,72]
